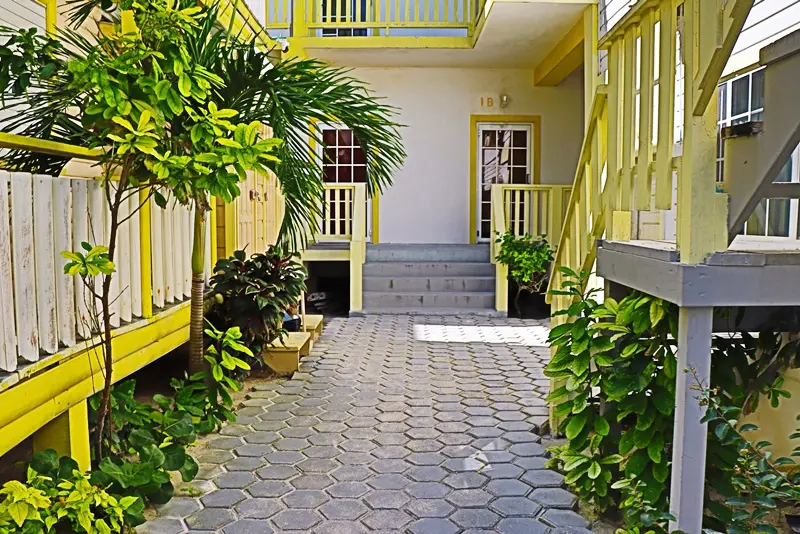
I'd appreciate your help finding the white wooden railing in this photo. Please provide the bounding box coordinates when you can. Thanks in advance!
[0,170,207,372]
[317,184,367,241]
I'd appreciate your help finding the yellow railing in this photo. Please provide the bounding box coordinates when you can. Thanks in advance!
[266,0,484,35]
[490,183,570,313]
[307,184,367,312]
[547,0,750,310]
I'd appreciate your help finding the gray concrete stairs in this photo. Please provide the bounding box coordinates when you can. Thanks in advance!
[360,244,500,315]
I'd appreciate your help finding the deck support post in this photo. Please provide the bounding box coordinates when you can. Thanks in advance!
[669,305,713,533]
[32,400,91,472]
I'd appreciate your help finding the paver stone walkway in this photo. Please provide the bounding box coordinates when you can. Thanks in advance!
[142,314,592,533]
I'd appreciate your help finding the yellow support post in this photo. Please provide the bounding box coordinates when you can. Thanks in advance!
[583,4,598,130]
[139,188,153,319]
[611,211,632,241]
[209,196,218,267]
[224,200,238,258]
[676,0,724,264]
[32,401,91,472]
[292,0,308,38]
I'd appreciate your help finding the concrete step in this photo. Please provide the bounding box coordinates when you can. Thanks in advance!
[363,291,495,309]
[366,244,490,263]
[363,275,495,292]
[363,262,495,277]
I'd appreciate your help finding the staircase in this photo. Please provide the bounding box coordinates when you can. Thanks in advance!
[359,244,500,315]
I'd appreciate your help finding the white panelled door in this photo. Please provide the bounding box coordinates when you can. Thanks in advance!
[476,123,532,241]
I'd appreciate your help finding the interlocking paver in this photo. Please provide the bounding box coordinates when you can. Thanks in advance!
[145,315,589,533]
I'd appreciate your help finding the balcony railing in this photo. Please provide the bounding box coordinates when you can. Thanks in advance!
[261,0,484,37]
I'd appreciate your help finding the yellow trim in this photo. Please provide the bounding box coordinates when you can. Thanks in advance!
[209,196,218,267]
[302,249,350,261]
[139,188,153,319]
[371,193,380,244]
[33,0,57,35]
[0,133,102,160]
[0,304,190,458]
[300,36,473,49]
[469,115,542,244]
[534,15,584,86]
[32,401,91,472]
[224,200,238,257]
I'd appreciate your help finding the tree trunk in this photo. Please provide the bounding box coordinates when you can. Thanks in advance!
[514,286,523,318]
[189,206,207,375]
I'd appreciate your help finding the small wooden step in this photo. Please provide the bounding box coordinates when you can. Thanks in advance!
[303,314,324,340]
[262,331,312,375]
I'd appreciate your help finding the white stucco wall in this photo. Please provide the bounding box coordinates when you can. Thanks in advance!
[352,67,584,244]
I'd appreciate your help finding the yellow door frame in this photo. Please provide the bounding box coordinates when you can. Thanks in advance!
[469,114,541,244]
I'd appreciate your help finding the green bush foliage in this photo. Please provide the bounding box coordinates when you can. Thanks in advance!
[0,450,141,533]
[494,231,553,314]
[546,268,800,533]
[208,247,307,358]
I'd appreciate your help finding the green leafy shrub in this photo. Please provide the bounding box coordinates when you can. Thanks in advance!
[546,268,677,511]
[171,324,251,433]
[697,380,800,534]
[0,450,142,533]
[208,247,307,359]
[494,231,553,315]
[88,381,200,517]
[546,268,800,531]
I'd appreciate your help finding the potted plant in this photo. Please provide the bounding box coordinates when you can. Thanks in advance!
[495,231,554,318]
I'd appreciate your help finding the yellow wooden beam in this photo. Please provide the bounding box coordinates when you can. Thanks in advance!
[300,36,473,49]
[534,16,584,86]
[0,304,190,457]
[302,249,350,261]
[32,401,91,472]
[33,0,57,35]
[677,0,725,264]
[0,133,102,160]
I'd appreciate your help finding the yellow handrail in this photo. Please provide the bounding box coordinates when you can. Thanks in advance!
[549,0,753,307]
[0,133,102,160]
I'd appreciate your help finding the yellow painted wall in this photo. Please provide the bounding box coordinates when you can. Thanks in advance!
[743,368,800,460]
[348,66,584,244]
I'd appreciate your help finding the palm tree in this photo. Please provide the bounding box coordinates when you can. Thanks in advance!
[1,1,406,373]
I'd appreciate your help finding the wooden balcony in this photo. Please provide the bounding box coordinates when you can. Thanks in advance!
[258,0,485,40]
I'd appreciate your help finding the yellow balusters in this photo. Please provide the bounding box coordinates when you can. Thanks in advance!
[620,26,636,213]
[655,0,677,209]
[636,8,656,210]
